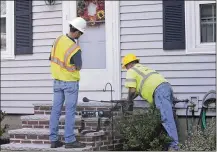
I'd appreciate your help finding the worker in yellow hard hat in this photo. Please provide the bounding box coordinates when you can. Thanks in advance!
[49,17,87,149]
[122,53,179,151]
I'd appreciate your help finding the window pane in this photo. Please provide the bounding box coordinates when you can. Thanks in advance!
[201,23,213,42]
[78,24,106,69]
[1,33,6,51]
[77,0,106,69]
[0,18,6,51]
[0,0,6,15]
[1,18,6,33]
[214,23,216,42]
[200,3,216,43]
[200,4,212,18]
[1,1,6,51]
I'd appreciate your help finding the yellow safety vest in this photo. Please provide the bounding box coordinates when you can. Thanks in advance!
[124,64,168,104]
[50,35,81,81]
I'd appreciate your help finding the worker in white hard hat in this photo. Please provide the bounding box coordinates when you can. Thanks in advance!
[48,17,87,149]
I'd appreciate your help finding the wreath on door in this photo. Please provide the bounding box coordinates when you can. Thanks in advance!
[77,0,105,26]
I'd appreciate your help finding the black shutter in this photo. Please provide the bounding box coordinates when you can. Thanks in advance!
[163,0,186,50]
[15,0,33,55]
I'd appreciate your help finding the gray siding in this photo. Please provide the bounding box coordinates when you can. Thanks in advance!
[120,1,216,109]
[1,1,112,114]
[1,0,216,114]
[0,1,62,113]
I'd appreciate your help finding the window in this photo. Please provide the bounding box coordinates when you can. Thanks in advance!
[200,3,216,43]
[0,1,14,59]
[185,1,216,54]
[1,1,6,52]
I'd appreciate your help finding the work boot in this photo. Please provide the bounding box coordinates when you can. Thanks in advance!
[50,140,63,148]
[65,141,86,148]
[168,146,179,151]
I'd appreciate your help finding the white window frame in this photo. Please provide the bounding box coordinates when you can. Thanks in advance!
[1,1,15,60]
[185,1,216,54]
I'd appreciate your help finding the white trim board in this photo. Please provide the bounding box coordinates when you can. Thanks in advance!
[112,1,121,100]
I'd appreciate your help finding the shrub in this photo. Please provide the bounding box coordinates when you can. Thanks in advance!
[179,117,216,151]
[115,105,172,151]
[0,110,8,137]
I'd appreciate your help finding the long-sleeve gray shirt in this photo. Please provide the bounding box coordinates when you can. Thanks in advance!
[49,34,82,70]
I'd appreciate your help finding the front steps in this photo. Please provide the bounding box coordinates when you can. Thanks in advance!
[1,102,122,151]
[21,114,109,130]
[9,128,105,145]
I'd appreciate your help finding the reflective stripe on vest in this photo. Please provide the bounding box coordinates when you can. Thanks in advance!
[131,67,158,96]
[53,36,63,56]
[50,37,79,72]
[64,43,79,65]
[50,57,76,72]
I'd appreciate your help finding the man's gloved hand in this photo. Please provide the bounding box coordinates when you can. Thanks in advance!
[127,101,134,111]
[122,100,134,112]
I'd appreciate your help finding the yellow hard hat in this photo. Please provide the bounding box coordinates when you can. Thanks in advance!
[122,53,139,69]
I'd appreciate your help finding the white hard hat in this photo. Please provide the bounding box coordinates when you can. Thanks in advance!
[68,17,87,33]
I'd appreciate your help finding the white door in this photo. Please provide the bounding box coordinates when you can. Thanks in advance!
[62,1,121,99]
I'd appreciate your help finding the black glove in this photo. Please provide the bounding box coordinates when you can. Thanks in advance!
[128,102,134,111]
[122,101,134,112]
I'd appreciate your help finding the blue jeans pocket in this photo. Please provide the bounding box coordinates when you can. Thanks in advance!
[65,82,78,93]
[53,80,61,92]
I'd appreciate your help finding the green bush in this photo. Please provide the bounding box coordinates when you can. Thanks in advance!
[0,110,8,137]
[179,117,216,151]
[115,105,172,151]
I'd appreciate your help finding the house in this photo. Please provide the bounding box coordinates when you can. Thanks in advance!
[0,0,216,150]
[1,0,216,115]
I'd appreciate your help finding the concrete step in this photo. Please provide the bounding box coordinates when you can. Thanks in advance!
[0,143,92,151]
[9,128,105,146]
[33,102,115,115]
[21,114,110,130]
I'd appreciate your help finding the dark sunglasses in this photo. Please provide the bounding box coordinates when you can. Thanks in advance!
[78,31,83,36]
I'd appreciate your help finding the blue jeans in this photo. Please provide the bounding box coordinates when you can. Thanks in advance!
[49,80,79,143]
[154,82,179,150]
